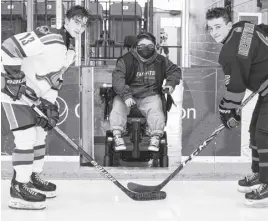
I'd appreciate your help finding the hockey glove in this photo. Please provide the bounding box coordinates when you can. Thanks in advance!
[2,68,26,101]
[36,98,59,131]
[219,106,241,129]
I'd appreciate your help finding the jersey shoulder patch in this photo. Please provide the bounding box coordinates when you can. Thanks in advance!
[34,26,52,37]
[34,26,64,46]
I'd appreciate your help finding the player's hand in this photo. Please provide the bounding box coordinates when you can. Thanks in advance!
[125,98,136,107]
[162,85,174,94]
[36,98,59,131]
[2,68,26,101]
[219,106,241,129]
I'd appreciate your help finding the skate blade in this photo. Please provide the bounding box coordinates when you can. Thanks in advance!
[244,198,268,208]
[32,189,57,198]
[9,198,46,210]
[237,184,260,193]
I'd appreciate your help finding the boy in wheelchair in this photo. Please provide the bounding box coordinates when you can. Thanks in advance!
[110,32,181,152]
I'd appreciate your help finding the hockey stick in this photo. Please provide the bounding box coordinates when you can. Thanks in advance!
[21,95,166,201]
[127,89,260,192]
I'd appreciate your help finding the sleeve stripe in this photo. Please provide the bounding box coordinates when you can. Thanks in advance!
[219,102,240,109]
[222,97,241,105]
[40,34,64,44]
[43,40,65,46]
[4,65,22,72]
[1,50,22,66]
[1,46,16,58]
[220,90,245,110]
[10,36,27,57]
[224,90,245,103]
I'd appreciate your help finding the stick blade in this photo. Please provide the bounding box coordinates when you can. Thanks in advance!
[132,191,166,201]
[128,182,160,193]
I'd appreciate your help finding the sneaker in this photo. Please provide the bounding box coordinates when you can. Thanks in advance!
[30,173,56,198]
[113,135,126,151]
[9,178,46,210]
[148,136,160,152]
[238,172,261,193]
[245,183,268,206]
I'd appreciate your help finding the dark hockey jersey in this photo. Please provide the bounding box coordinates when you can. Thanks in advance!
[218,21,268,110]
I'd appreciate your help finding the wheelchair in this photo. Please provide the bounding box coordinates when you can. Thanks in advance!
[99,85,169,167]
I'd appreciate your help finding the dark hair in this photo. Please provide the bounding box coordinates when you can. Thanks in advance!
[206,7,232,23]
[136,32,156,45]
[66,5,91,26]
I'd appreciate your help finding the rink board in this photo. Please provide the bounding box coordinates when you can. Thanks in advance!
[182,68,241,156]
[1,66,242,160]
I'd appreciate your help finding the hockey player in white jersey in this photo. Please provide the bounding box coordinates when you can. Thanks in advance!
[1,5,91,210]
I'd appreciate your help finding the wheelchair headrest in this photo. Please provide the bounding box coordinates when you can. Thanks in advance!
[124,35,137,49]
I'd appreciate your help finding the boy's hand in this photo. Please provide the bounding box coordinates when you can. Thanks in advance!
[125,98,136,107]
[163,85,174,94]
[219,106,241,129]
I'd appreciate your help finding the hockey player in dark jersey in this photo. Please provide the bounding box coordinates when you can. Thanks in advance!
[1,6,91,210]
[206,7,268,206]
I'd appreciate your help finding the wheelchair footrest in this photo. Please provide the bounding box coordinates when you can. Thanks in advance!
[120,151,152,162]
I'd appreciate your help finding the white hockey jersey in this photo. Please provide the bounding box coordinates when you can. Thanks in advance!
[1,26,76,104]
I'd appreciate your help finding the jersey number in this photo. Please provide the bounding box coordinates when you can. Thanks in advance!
[19,33,35,46]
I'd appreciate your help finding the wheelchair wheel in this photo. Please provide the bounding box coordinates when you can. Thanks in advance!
[159,155,169,167]
[104,133,114,166]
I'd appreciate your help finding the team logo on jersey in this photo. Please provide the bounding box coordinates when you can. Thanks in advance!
[256,31,268,47]
[36,26,51,35]
[36,68,65,90]
[225,75,230,86]
[238,23,254,58]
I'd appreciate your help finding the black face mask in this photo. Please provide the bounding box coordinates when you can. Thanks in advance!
[137,45,155,59]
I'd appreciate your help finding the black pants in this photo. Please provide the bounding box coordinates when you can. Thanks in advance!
[249,94,268,183]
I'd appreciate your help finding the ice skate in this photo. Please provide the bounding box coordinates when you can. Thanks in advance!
[9,178,46,210]
[245,183,268,207]
[30,172,57,198]
[238,172,261,193]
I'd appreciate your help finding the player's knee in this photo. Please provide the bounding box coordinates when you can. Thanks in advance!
[255,130,268,146]
[35,127,48,145]
[13,127,37,148]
